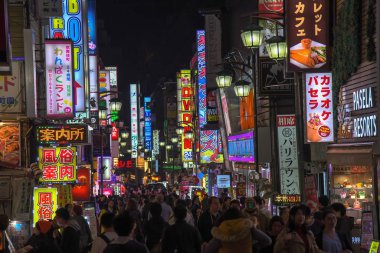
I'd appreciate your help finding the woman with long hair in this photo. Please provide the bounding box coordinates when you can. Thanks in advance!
[274,205,322,253]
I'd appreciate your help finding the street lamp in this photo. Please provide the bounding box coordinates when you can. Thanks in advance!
[99,106,107,120]
[109,97,123,112]
[166,145,172,150]
[176,126,184,135]
[240,24,264,49]
[234,80,251,97]
[127,149,132,153]
[159,141,166,147]
[121,131,129,139]
[171,137,178,143]
[216,69,233,88]
[266,36,287,60]
[185,131,194,139]
[120,142,127,147]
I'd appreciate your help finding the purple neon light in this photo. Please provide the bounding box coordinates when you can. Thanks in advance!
[228,131,254,141]
[228,155,255,162]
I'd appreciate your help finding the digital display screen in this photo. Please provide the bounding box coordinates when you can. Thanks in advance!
[228,131,254,162]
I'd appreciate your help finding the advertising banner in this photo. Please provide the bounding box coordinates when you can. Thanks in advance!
[50,0,85,111]
[0,61,22,113]
[200,130,224,164]
[88,0,97,55]
[197,30,207,128]
[38,146,77,183]
[72,166,91,201]
[258,0,284,18]
[33,187,58,226]
[144,97,152,150]
[105,66,117,87]
[207,89,219,124]
[130,84,138,158]
[152,130,160,160]
[89,56,98,111]
[286,0,330,71]
[228,131,255,163]
[180,70,194,162]
[36,125,88,146]
[305,73,334,142]
[0,123,20,166]
[45,40,74,118]
[277,115,300,194]
[98,156,112,181]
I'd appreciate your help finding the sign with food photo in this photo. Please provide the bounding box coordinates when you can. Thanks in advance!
[0,123,20,167]
[286,0,330,72]
[305,73,334,142]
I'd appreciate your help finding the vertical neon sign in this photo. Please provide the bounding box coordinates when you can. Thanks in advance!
[144,97,152,150]
[180,70,193,162]
[197,30,207,128]
[130,84,138,158]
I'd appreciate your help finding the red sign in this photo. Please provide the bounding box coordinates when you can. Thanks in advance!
[72,167,90,201]
[118,159,133,169]
[304,175,318,212]
[111,125,119,141]
[259,0,284,18]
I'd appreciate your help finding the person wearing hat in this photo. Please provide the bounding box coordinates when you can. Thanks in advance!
[20,220,59,253]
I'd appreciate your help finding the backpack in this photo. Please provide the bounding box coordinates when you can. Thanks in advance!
[99,233,112,245]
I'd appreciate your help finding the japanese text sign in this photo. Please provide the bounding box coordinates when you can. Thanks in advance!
[130,84,138,158]
[89,56,98,111]
[45,40,74,118]
[72,166,90,201]
[36,125,88,145]
[88,0,97,55]
[179,70,194,162]
[274,194,301,205]
[105,66,117,87]
[111,125,119,141]
[33,187,57,226]
[197,30,207,128]
[152,130,160,160]
[305,73,334,142]
[277,115,300,194]
[99,70,110,123]
[287,0,330,71]
[207,89,219,124]
[38,147,77,183]
[50,0,85,111]
[200,130,224,164]
[0,61,21,113]
[144,97,152,150]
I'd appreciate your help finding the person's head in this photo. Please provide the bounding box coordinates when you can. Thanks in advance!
[36,220,53,235]
[192,196,200,205]
[218,207,243,225]
[322,209,337,230]
[288,205,309,230]
[127,199,138,211]
[100,212,115,230]
[0,215,9,231]
[269,216,284,236]
[113,211,135,236]
[331,203,346,218]
[174,204,187,222]
[108,200,114,208]
[156,193,164,204]
[279,206,290,223]
[209,196,220,213]
[230,199,240,209]
[55,208,71,227]
[254,196,264,207]
[150,203,162,218]
[65,203,74,216]
[318,195,329,209]
[72,205,83,216]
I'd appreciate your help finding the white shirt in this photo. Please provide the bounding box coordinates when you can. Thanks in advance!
[90,231,118,253]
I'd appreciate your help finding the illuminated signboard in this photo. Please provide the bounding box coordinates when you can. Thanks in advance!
[88,0,97,55]
[105,66,117,87]
[98,156,111,181]
[118,158,133,169]
[180,70,194,162]
[38,147,77,183]
[144,97,152,150]
[50,0,85,111]
[0,123,20,167]
[45,40,74,118]
[258,0,283,18]
[99,70,110,124]
[228,131,255,163]
[197,30,207,128]
[207,89,219,124]
[130,84,138,158]
[277,115,300,194]
[274,194,302,205]
[72,166,90,201]
[36,125,88,145]
[0,61,22,113]
[33,187,58,226]
[305,73,334,142]
[217,175,231,188]
[286,0,330,72]
[152,130,160,160]
[89,56,98,111]
[111,124,119,141]
[200,130,224,164]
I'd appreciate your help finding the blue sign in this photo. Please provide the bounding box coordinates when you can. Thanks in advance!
[144,97,152,150]
[197,30,207,128]
[88,0,97,55]
[49,0,85,112]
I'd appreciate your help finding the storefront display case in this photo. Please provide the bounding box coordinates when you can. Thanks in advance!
[330,165,373,224]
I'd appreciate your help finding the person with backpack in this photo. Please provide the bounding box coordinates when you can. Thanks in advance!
[90,213,117,253]
[54,208,81,253]
[72,205,93,252]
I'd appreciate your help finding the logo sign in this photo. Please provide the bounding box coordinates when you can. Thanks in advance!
[152,130,160,160]
[98,156,112,181]
[45,40,74,118]
[50,0,85,111]
[286,0,330,71]
[38,147,77,183]
[72,166,90,201]
[89,56,98,111]
[179,70,194,162]
[228,131,254,163]
[197,30,207,128]
[105,66,117,87]
[277,115,300,194]
[36,125,88,145]
[274,194,302,205]
[0,61,22,113]
[88,0,97,55]
[305,73,334,142]
[33,187,58,226]
[37,0,62,18]
[144,97,152,150]
[352,87,377,138]
[200,130,224,164]
[207,89,219,124]
[130,84,138,158]
[111,125,119,141]
[259,0,283,18]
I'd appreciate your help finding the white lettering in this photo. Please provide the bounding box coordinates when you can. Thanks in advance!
[354,115,377,138]
[353,87,374,111]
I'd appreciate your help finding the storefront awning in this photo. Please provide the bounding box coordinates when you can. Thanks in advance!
[327,144,373,166]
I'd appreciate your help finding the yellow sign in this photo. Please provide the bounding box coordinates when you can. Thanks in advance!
[370,241,379,253]
[38,146,77,183]
[180,69,194,162]
[33,187,58,226]
[55,184,72,208]
[36,125,88,145]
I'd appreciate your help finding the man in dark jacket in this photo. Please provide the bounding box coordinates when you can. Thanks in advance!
[331,203,354,249]
[55,207,81,253]
[143,203,168,251]
[103,211,148,253]
[162,204,202,253]
[198,196,221,243]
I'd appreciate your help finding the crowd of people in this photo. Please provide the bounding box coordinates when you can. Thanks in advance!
[14,189,354,253]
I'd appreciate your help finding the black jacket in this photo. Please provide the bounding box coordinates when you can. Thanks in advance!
[103,240,148,253]
[59,226,81,253]
[143,216,168,249]
[25,232,60,253]
[162,220,202,253]
[315,231,353,251]
[197,210,220,242]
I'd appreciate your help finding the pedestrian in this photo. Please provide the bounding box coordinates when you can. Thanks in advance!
[274,205,322,253]
[310,195,330,235]
[154,193,173,222]
[90,212,117,253]
[315,210,352,253]
[243,208,272,253]
[103,211,148,253]
[143,203,168,253]
[204,208,271,253]
[198,196,221,243]
[72,205,93,252]
[261,216,285,253]
[230,199,241,210]
[201,194,209,211]
[20,220,59,253]
[168,199,195,226]
[54,207,81,253]
[107,200,116,214]
[0,215,10,253]
[161,204,202,253]
[279,206,290,225]
[330,203,354,250]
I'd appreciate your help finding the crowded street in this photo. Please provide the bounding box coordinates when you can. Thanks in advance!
[0,0,379,252]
